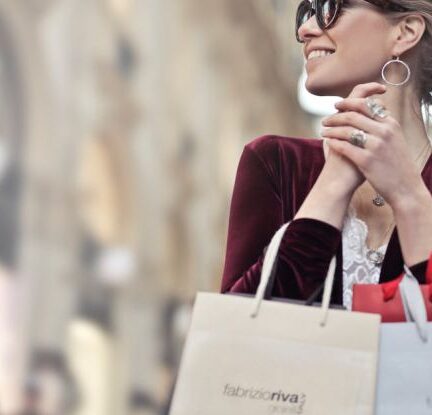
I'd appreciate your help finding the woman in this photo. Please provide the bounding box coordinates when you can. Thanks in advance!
[220,0,432,309]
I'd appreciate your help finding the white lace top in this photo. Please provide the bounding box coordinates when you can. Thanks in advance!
[342,206,388,311]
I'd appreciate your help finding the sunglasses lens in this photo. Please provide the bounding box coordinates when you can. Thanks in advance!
[296,0,340,42]
[321,0,339,26]
[297,1,313,27]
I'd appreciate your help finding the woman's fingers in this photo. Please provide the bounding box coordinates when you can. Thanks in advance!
[326,138,370,169]
[322,110,376,129]
[348,82,387,99]
[320,125,377,148]
[334,97,390,119]
[321,83,396,147]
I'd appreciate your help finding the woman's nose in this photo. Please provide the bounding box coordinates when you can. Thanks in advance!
[297,14,324,42]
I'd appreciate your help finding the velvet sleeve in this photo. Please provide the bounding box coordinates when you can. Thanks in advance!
[220,143,342,299]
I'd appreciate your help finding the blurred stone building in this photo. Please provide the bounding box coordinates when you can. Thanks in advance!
[0,0,318,414]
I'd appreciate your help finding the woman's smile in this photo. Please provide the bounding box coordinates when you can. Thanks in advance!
[306,51,335,67]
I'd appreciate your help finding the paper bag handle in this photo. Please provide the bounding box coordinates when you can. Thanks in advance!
[400,266,429,342]
[250,222,337,327]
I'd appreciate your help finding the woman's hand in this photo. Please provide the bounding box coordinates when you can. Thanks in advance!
[320,82,432,267]
[320,82,387,194]
[321,82,427,211]
[294,83,389,229]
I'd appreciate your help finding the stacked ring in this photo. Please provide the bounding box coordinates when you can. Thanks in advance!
[350,130,368,148]
[366,97,388,120]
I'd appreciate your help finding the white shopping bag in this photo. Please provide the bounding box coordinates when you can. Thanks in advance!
[376,267,432,415]
[169,222,381,415]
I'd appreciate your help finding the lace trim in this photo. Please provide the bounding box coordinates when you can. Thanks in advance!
[342,206,387,310]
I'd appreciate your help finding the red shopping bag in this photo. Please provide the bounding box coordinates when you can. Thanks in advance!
[352,253,432,322]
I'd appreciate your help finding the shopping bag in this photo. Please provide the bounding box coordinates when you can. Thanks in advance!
[374,268,432,415]
[352,252,432,321]
[169,222,381,415]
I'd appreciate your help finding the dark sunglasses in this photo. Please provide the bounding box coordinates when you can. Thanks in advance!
[296,0,409,43]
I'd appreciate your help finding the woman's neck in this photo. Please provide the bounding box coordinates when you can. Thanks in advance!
[376,85,431,158]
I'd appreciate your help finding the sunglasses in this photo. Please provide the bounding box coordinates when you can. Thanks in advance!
[296,0,409,43]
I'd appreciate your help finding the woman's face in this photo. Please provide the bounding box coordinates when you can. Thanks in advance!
[298,0,395,97]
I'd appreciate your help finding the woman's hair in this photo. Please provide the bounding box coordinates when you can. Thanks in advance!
[378,0,432,129]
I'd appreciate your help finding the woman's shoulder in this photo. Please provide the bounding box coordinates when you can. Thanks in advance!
[244,134,325,167]
[239,135,326,217]
[246,134,323,150]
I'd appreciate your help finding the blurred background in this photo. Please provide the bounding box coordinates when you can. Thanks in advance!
[0,0,430,414]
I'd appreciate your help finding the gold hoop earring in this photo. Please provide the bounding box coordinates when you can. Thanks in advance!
[381,56,411,86]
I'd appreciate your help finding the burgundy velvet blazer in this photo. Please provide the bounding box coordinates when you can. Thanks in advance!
[221,135,432,305]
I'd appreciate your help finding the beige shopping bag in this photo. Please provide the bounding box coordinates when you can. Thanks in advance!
[169,223,381,415]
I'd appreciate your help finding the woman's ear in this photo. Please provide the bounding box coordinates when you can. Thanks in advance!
[393,14,426,55]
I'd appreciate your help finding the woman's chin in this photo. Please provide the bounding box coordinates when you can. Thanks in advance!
[304,80,347,98]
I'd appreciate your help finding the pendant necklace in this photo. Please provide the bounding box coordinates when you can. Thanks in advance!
[372,194,385,207]
[366,220,395,266]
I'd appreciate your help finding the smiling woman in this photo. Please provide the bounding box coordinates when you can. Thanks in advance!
[221,0,432,311]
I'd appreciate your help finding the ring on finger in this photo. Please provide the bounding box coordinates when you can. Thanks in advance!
[366,97,388,120]
[349,129,368,148]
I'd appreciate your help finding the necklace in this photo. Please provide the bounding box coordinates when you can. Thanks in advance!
[367,141,432,265]
[366,220,395,266]
[373,140,432,207]
[372,194,385,207]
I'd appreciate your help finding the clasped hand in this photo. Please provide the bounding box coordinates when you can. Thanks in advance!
[320,82,426,209]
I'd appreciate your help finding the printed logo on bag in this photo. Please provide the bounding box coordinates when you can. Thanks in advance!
[223,384,306,414]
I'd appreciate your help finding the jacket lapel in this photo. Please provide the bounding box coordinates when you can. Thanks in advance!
[379,228,403,282]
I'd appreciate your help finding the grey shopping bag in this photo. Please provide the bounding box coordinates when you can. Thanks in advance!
[169,222,381,415]
[376,267,432,415]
